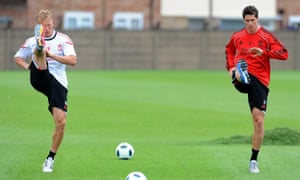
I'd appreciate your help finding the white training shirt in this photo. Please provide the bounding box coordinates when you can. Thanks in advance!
[14,30,77,89]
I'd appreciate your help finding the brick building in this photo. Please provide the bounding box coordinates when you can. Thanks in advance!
[0,0,161,30]
[277,0,300,30]
[0,0,300,30]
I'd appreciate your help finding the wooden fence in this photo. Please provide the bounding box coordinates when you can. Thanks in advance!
[1,30,299,70]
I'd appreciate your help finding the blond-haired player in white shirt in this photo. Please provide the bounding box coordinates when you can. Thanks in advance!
[14,9,77,173]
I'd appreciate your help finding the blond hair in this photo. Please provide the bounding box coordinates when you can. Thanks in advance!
[36,9,53,23]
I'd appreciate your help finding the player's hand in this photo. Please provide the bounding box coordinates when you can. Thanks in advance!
[45,50,51,57]
[249,47,263,57]
[229,67,236,78]
[46,50,55,59]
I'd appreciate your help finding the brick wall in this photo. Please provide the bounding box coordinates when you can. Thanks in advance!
[277,0,300,29]
[1,0,299,30]
[0,0,161,29]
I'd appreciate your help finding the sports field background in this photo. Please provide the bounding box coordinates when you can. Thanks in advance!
[0,70,299,179]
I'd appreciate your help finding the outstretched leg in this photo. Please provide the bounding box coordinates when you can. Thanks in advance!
[33,24,47,69]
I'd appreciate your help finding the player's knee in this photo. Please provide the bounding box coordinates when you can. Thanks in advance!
[52,108,66,127]
[55,118,66,132]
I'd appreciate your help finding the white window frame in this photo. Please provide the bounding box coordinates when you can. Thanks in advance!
[64,11,94,30]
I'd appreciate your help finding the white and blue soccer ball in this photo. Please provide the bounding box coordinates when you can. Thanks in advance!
[116,142,135,160]
[126,171,147,180]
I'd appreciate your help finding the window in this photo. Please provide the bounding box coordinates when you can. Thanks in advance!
[63,11,94,30]
[113,12,144,30]
[287,16,300,31]
[218,19,244,31]
[219,19,275,31]
[188,18,206,31]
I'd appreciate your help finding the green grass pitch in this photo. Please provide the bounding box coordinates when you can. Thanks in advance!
[0,70,299,180]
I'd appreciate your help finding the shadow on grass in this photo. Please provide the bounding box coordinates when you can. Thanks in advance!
[211,127,300,145]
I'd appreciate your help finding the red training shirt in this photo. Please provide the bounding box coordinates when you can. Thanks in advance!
[225,27,288,87]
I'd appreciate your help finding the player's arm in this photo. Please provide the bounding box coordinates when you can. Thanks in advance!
[14,40,32,70]
[46,51,77,66]
[225,37,237,76]
[15,57,30,70]
[252,32,288,60]
[266,38,288,60]
[249,43,288,60]
[46,36,77,66]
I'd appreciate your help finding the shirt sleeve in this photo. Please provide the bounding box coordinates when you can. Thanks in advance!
[264,35,288,60]
[63,35,77,57]
[14,38,34,59]
[225,35,236,71]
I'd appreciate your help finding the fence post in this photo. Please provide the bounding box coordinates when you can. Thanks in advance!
[5,29,12,69]
[295,32,300,70]
[104,30,111,69]
[151,31,158,69]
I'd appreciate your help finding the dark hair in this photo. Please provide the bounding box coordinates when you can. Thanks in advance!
[242,5,259,18]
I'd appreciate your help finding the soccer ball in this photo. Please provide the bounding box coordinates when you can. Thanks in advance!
[115,142,134,159]
[126,171,147,180]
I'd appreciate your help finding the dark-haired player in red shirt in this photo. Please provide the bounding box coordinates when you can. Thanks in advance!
[225,5,288,173]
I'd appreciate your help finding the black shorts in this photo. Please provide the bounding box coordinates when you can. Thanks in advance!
[233,74,269,112]
[29,62,68,114]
